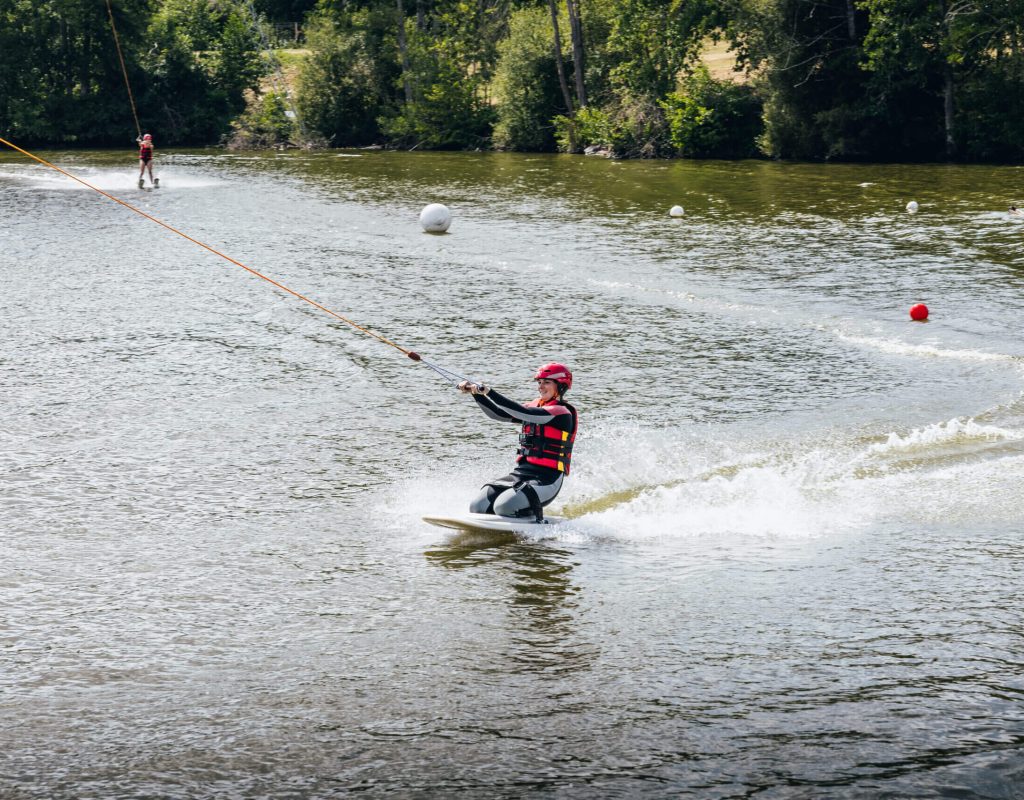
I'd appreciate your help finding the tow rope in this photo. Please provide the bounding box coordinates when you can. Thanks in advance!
[105,0,142,139]
[0,137,472,386]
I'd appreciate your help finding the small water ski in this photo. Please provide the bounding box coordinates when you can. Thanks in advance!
[423,512,564,534]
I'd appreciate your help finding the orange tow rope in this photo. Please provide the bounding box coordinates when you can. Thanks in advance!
[0,137,421,362]
[105,0,142,139]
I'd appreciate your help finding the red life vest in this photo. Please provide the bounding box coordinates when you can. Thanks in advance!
[516,400,577,474]
[139,142,153,161]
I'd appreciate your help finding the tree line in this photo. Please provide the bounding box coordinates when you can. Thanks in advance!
[2,0,1022,161]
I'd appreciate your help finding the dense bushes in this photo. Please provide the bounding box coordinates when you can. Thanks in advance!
[740,0,1024,162]
[662,68,762,158]
[227,91,293,149]
[143,0,264,144]
[492,8,566,152]
[379,34,496,150]
[295,12,393,146]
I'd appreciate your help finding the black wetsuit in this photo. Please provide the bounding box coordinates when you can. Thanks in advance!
[468,389,577,519]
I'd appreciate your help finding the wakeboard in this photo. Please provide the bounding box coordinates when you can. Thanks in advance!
[423,512,564,534]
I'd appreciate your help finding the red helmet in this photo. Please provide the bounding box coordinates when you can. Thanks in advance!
[534,362,572,392]
[143,134,152,140]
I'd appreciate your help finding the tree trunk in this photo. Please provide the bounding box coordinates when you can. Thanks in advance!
[396,0,413,104]
[61,18,73,98]
[565,0,586,108]
[547,0,574,116]
[844,0,856,40]
[939,0,955,158]
[943,61,955,158]
[80,33,91,97]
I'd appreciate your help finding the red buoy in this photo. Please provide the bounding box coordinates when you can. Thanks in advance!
[909,303,929,321]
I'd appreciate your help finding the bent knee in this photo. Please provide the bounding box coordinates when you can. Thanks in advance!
[493,490,527,518]
[469,496,492,514]
[469,486,499,514]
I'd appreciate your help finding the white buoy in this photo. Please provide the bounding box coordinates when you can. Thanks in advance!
[906,200,919,213]
[420,203,452,233]
[669,205,685,217]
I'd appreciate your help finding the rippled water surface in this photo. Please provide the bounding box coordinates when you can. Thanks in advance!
[2,149,1024,798]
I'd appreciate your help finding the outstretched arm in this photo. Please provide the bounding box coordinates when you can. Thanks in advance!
[472,393,516,422]
[459,380,516,422]
[484,389,564,424]
[458,381,564,425]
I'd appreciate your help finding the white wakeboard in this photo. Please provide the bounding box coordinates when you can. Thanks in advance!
[423,512,564,534]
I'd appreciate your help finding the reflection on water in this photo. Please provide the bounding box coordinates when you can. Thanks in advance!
[424,530,522,563]
[425,536,594,675]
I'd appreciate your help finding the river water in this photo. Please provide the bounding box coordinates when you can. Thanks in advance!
[2,148,1023,798]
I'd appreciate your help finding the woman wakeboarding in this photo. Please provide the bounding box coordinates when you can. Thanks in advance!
[458,363,577,521]
[137,133,158,188]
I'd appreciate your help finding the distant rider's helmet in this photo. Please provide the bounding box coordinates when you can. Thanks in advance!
[534,362,572,394]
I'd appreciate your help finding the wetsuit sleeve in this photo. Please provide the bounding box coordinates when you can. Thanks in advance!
[471,392,517,422]
[482,389,565,424]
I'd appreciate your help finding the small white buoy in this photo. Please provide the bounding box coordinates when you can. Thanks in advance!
[669,205,685,217]
[906,200,919,213]
[420,203,451,233]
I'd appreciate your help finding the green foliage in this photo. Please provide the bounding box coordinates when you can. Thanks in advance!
[732,0,1024,161]
[661,67,762,158]
[548,0,726,159]
[227,90,294,149]
[143,0,264,143]
[211,9,266,99]
[492,7,565,152]
[296,12,394,145]
[0,0,263,146]
[555,106,607,152]
[859,0,1024,160]
[0,0,152,145]
[554,96,669,158]
[603,0,721,100]
[2,0,1024,159]
[956,73,1024,162]
[857,0,955,159]
[381,51,496,149]
[379,7,497,150]
[730,0,877,160]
